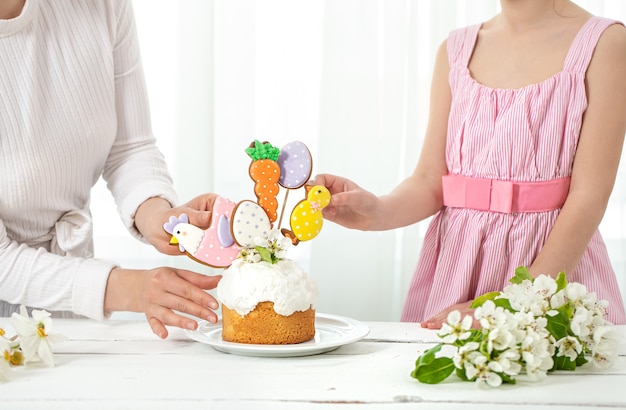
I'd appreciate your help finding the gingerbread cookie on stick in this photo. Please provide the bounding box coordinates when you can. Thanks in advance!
[245,140,281,223]
[163,196,239,268]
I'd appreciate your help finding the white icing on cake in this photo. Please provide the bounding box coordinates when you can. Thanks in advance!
[217,258,319,317]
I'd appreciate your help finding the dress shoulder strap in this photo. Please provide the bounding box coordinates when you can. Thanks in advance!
[564,16,624,73]
[447,23,481,68]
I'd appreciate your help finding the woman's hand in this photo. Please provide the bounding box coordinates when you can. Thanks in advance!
[312,174,384,231]
[105,267,221,339]
[135,194,217,255]
[420,300,477,330]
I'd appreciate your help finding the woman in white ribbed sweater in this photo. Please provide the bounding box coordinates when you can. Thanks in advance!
[0,0,220,339]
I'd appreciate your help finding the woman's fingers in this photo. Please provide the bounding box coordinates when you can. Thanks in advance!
[142,268,222,338]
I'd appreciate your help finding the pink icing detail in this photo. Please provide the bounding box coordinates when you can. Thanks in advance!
[192,196,239,268]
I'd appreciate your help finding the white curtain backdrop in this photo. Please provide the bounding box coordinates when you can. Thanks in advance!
[93,0,626,321]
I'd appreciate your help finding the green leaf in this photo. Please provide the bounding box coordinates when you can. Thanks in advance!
[411,357,455,384]
[415,344,442,367]
[555,271,568,292]
[546,309,570,340]
[255,246,273,263]
[493,298,514,311]
[500,373,517,384]
[510,266,533,284]
[575,354,588,367]
[471,292,500,308]
[553,355,577,371]
[456,367,469,381]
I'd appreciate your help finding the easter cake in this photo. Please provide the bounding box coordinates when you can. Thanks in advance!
[217,231,319,344]
[164,140,329,345]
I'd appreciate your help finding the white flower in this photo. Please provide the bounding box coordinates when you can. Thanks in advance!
[589,326,619,368]
[564,282,588,308]
[237,247,262,263]
[549,289,567,310]
[0,337,15,382]
[418,270,618,389]
[570,307,593,339]
[438,310,473,344]
[10,307,66,367]
[492,349,522,376]
[465,354,503,387]
[474,300,508,330]
[249,229,292,263]
[452,341,480,369]
[520,333,554,376]
[554,336,583,362]
[500,279,534,312]
[487,326,516,352]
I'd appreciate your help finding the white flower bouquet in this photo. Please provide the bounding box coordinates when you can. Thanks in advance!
[1,306,66,382]
[411,267,619,387]
[237,228,293,264]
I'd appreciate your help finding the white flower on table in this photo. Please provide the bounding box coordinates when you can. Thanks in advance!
[554,336,583,362]
[520,333,554,381]
[452,341,479,369]
[464,353,503,387]
[474,300,506,330]
[9,307,66,367]
[590,325,619,368]
[438,310,472,344]
[0,336,14,382]
[491,348,522,377]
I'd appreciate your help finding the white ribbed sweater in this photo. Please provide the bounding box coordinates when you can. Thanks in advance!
[0,0,178,319]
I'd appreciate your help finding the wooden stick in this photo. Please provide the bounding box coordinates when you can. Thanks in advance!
[277,189,290,229]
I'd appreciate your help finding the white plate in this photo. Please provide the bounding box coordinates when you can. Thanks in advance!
[184,313,369,357]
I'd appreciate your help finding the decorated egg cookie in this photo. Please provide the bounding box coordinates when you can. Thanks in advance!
[278,141,313,189]
[231,200,272,248]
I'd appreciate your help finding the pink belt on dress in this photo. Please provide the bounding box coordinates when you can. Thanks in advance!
[442,174,571,213]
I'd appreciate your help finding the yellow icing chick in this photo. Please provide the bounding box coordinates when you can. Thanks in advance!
[282,185,331,245]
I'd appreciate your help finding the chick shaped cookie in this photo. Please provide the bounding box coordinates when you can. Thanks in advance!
[282,185,331,245]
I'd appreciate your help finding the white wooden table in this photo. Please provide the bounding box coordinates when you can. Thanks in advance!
[1,317,625,410]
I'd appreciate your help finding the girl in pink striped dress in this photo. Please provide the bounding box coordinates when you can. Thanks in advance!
[316,0,626,326]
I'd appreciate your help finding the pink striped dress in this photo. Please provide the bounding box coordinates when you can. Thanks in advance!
[401,16,626,325]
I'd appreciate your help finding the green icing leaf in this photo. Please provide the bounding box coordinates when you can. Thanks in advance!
[245,140,280,161]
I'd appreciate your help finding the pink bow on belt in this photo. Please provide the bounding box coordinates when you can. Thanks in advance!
[442,174,571,213]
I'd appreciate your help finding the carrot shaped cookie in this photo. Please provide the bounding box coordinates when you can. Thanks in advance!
[245,140,281,222]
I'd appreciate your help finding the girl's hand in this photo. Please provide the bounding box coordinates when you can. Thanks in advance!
[312,174,384,231]
[420,300,478,330]
[105,267,221,339]
[135,194,217,255]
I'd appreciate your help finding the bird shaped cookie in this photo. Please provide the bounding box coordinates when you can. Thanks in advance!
[282,185,331,245]
[163,196,240,268]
